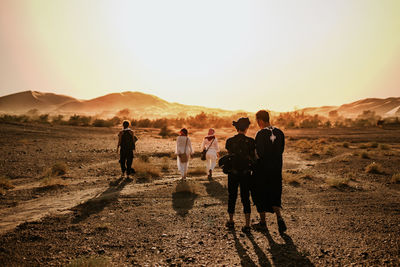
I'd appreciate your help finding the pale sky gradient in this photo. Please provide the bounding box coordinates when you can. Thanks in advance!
[1,0,399,112]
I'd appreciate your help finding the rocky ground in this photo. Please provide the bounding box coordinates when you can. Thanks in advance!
[0,122,399,266]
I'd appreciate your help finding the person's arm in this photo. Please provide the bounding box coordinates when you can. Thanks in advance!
[255,131,266,159]
[188,138,194,155]
[117,132,122,153]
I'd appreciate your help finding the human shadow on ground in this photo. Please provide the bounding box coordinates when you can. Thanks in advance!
[244,231,272,267]
[261,229,314,267]
[229,228,257,267]
[71,177,132,223]
[172,180,198,217]
[204,179,228,204]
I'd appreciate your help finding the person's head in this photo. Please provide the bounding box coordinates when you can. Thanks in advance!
[122,120,130,129]
[180,128,188,136]
[232,117,250,133]
[256,110,270,129]
[207,128,215,136]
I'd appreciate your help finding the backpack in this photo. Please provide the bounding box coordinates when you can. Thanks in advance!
[121,130,135,150]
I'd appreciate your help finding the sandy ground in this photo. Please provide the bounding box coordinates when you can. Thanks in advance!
[0,122,399,266]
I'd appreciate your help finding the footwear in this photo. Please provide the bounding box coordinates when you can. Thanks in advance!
[241,226,251,233]
[208,170,212,180]
[225,221,235,228]
[277,217,287,233]
[253,221,267,231]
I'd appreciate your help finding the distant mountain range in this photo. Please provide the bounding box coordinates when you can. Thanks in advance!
[299,97,400,118]
[0,90,399,118]
[0,91,244,118]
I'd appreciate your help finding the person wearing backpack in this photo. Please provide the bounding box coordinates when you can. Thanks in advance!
[225,117,256,233]
[117,120,138,179]
[253,110,287,233]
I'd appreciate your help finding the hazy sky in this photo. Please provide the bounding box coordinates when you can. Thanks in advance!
[1,0,399,112]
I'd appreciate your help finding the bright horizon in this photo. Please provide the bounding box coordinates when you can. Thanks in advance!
[1,0,400,112]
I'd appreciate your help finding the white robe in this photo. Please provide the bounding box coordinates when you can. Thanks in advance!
[200,137,220,171]
[175,136,193,176]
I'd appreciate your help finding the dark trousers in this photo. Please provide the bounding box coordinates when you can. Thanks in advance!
[228,173,251,214]
[120,150,134,175]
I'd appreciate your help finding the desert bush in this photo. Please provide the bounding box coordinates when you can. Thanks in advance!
[359,144,368,149]
[0,114,30,123]
[133,159,161,179]
[188,167,207,176]
[92,119,113,127]
[0,176,14,190]
[326,177,350,188]
[365,162,383,174]
[379,144,390,150]
[68,115,92,126]
[391,173,400,183]
[51,115,65,124]
[342,142,349,148]
[361,152,370,159]
[159,126,172,137]
[67,256,111,267]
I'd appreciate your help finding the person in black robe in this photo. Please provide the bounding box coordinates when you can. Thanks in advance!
[253,110,287,233]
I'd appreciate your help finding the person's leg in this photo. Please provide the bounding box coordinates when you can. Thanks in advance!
[227,175,239,224]
[273,206,286,232]
[120,151,126,177]
[206,154,212,179]
[239,177,251,228]
[126,150,133,176]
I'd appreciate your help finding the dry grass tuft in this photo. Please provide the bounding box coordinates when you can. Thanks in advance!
[139,154,150,162]
[295,139,313,152]
[369,142,379,148]
[326,177,350,188]
[43,162,68,177]
[95,222,110,231]
[359,144,368,149]
[365,162,384,174]
[379,144,390,150]
[67,256,111,267]
[40,176,67,186]
[283,173,301,186]
[317,138,328,144]
[188,167,207,176]
[391,173,400,184]
[0,176,14,190]
[324,145,335,156]
[342,142,350,148]
[361,152,370,159]
[133,159,161,179]
[161,157,170,172]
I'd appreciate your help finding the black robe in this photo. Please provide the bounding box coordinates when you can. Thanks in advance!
[254,126,285,213]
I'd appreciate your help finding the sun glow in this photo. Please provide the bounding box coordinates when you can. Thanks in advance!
[1,0,400,111]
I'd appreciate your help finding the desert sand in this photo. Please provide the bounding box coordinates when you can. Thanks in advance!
[0,122,399,266]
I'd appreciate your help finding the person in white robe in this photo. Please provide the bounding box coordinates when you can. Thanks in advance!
[175,128,193,180]
[200,128,220,179]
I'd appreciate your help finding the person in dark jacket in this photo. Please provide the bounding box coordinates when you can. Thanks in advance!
[225,117,256,233]
[253,110,286,232]
[117,120,138,178]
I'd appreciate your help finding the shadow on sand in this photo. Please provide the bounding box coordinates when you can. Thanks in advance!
[172,180,198,217]
[261,229,314,267]
[229,227,314,266]
[204,179,228,204]
[71,177,132,223]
